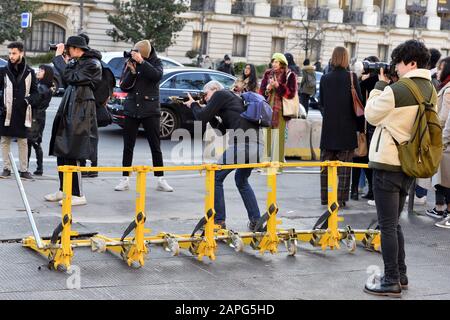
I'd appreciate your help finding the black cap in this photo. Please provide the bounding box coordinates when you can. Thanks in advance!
[224,54,230,61]
[65,36,89,50]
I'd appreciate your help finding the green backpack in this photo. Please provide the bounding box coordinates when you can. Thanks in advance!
[396,78,442,178]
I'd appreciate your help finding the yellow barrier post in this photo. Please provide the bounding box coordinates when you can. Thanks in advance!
[318,161,342,250]
[192,165,218,261]
[123,167,149,267]
[253,162,281,254]
[52,169,74,270]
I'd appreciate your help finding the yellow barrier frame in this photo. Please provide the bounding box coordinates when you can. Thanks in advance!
[23,161,381,271]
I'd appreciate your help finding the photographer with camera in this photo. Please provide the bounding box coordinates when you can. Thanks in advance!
[184,80,263,231]
[45,36,102,206]
[114,40,173,192]
[364,40,436,297]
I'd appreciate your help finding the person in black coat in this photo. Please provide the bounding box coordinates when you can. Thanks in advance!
[79,33,115,177]
[0,42,39,180]
[350,56,379,201]
[216,54,235,76]
[114,39,173,192]
[45,36,102,206]
[184,81,263,231]
[319,46,363,207]
[27,65,53,176]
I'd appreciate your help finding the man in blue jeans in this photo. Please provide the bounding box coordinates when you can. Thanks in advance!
[184,80,263,231]
[364,40,434,297]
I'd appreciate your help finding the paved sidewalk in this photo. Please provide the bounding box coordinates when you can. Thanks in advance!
[0,169,449,300]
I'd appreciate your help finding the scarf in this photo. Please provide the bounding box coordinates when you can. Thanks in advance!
[440,75,450,90]
[268,68,286,128]
[3,67,32,128]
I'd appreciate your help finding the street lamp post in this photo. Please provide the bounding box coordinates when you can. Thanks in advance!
[197,0,206,67]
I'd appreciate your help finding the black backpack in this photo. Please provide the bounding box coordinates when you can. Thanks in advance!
[95,63,116,127]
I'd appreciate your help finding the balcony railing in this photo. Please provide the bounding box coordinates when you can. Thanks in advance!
[307,7,329,21]
[409,15,428,28]
[190,0,216,12]
[231,1,255,16]
[270,5,293,18]
[380,13,396,26]
[343,10,363,24]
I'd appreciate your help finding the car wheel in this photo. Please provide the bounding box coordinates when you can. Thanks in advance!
[160,107,179,139]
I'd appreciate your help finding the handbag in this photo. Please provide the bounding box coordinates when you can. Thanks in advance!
[350,71,364,117]
[354,131,368,157]
[282,71,300,118]
[96,103,113,127]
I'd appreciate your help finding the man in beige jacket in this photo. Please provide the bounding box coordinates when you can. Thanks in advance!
[363,40,435,298]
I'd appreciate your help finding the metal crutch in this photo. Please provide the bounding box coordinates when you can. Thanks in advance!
[8,152,43,248]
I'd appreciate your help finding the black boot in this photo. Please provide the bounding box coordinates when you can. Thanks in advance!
[350,185,359,201]
[34,144,43,176]
[364,275,402,298]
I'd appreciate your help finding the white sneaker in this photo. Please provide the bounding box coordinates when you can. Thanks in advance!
[59,195,87,206]
[367,200,376,207]
[115,177,130,191]
[406,195,427,205]
[156,177,173,192]
[44,190,64,202]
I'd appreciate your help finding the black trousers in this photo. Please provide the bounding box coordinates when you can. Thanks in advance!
[27,141,43,171]
[320,149,354,205]
[300,93,310,114]
[435,185,450,205]
[57,157,81,197]
[373,169,413,284]
[351,156,373,195]
[122,116,164,177]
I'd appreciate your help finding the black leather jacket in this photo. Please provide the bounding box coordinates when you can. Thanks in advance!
[49,50,102,160]
[120,47,163,118]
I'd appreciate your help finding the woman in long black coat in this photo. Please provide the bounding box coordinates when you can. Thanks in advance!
[28,64,53,175]
[319,47,363,207]
[46,38,102,205]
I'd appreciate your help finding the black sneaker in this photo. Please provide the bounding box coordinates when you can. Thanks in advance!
[0,169,11,178]
[88,171,98,178]
[81,171,90,178]
[350,192,359,201]
[400,274,408,290]
[19,171,34,180]
[362,192,374,200]
[364,275,402,298]
[426,207,447,219]
[33,169,43,176]
[215,221,226,230]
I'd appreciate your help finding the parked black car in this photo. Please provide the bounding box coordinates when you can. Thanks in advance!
[309,71,323,110]
[107,68,236,139]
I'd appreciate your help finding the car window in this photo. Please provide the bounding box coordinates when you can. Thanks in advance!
[208,73,235,89]
[169,73,207,90]
[108,57,125,78]
[161,59,179,68]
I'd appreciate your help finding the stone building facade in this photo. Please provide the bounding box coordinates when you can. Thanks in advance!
[2,0,449,66]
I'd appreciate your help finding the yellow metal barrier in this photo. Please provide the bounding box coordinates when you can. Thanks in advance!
[22,161,381,271]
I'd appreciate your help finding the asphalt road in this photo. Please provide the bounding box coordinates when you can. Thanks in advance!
[0,97,449,300]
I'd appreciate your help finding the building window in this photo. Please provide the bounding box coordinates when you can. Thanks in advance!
[345,42,357,59]
[378,44,389,62]
[441,48,449,57]
[192,31,208,55]
[309,39,322,62]
[232,34,247,57]
[271,37,285,54]
[25,21,65,52]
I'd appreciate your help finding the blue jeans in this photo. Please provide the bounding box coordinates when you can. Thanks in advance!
[214,142,262,224]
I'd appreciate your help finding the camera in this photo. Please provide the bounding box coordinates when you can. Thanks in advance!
[123,49,139,60]
[170,93,206,105]
[362,61,396,77]
[49,43,57,51]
